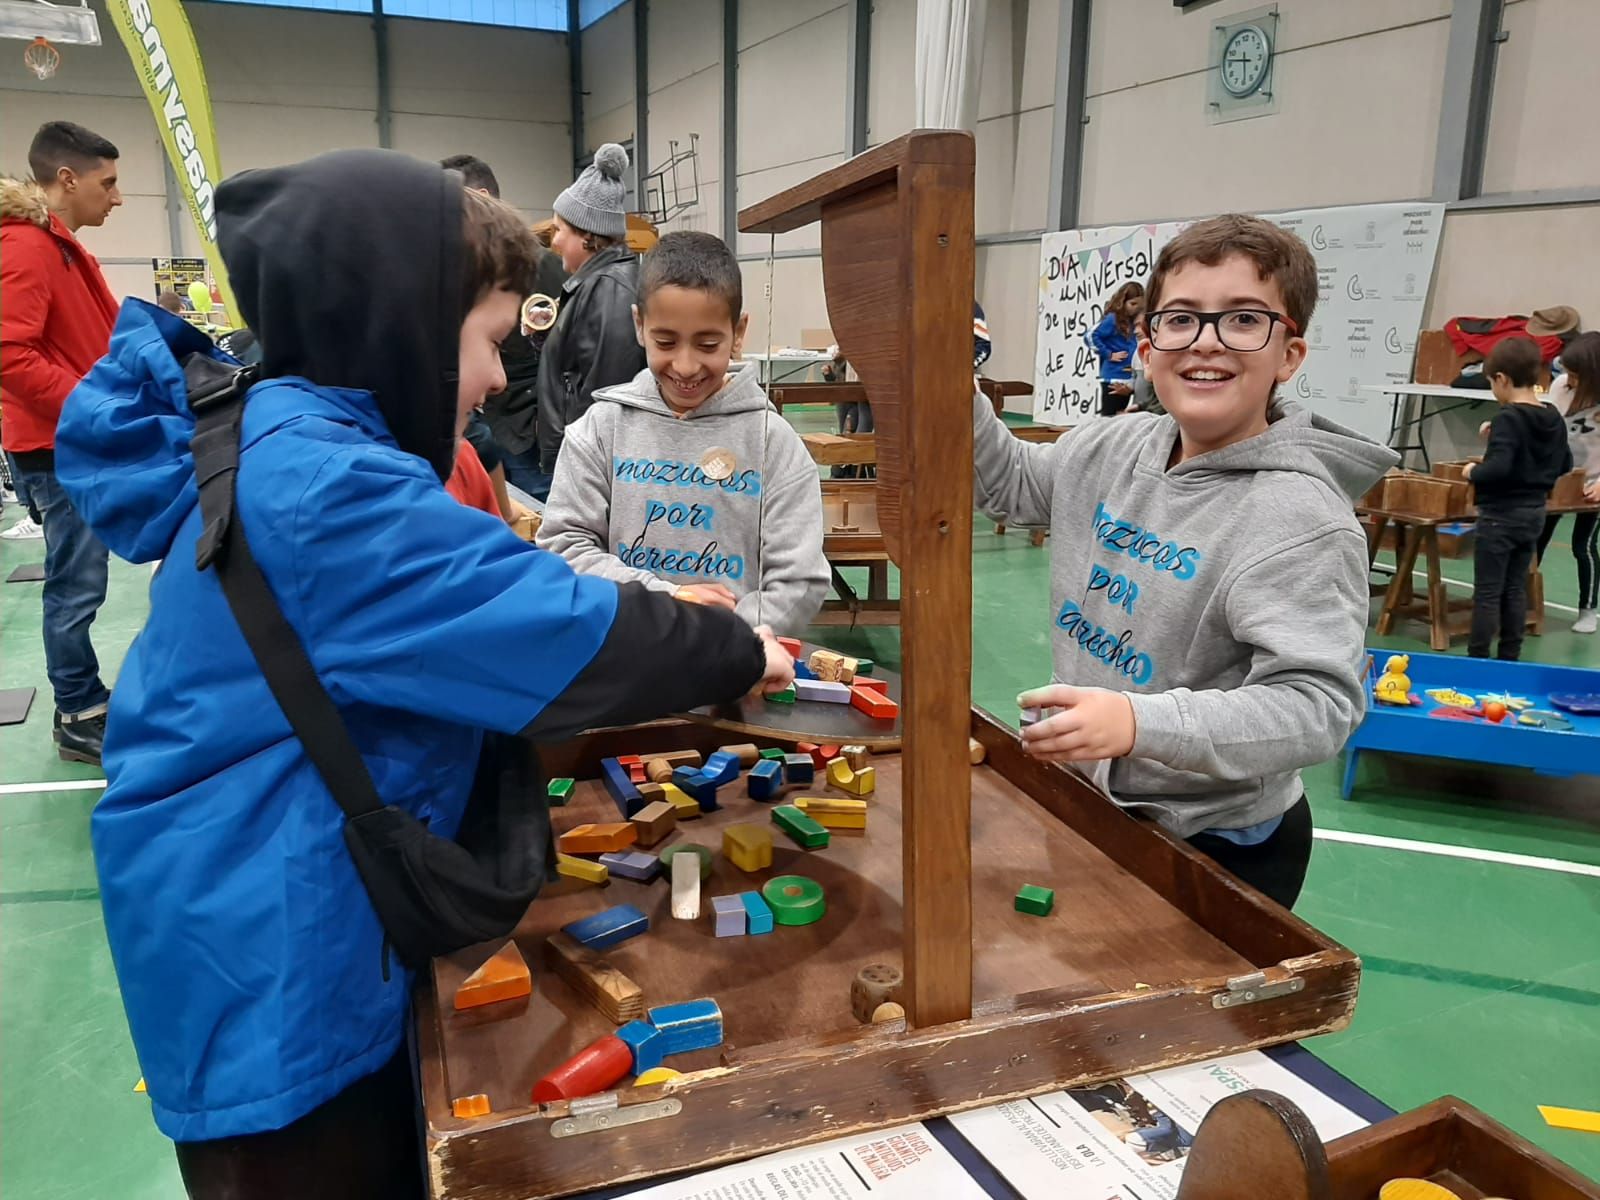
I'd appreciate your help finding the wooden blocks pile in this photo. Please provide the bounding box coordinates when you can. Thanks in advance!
[807,649,858,683]
[545,931,644,1024]
[453,940,532,1011]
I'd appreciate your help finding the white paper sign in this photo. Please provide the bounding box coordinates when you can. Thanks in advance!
[623,1121,989,1200]
[949,1050,1369,1200]
[1032,203,1445,445]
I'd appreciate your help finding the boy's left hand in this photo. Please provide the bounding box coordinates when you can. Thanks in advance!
[1586,479,1600,503]
[1017,685,1136,762]
[1462,462,1475,479]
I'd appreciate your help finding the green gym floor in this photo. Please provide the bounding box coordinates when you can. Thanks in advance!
[3,408,1597,1198]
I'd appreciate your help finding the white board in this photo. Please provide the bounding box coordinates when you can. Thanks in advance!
[1032,202,1446,445]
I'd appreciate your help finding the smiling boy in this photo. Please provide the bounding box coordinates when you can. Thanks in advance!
[539,231,829,634]
[971,214,1397,907]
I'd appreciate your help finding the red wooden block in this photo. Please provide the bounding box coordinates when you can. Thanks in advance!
[531,1034,633,1103]
[777,637,803,660]
[627,763,647,783]
[617,755,642,767]
[849,686,898,720]
[812,743,841,769]
[853,677,889,695]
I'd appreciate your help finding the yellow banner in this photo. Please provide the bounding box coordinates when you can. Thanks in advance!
[105,0,239,325]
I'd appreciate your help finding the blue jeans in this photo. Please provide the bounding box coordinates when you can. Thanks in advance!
[14,467,110,714]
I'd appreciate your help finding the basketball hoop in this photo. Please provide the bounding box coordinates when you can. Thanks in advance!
[23,35,58,79]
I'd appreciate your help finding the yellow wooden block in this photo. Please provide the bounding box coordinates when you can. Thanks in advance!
[795,796,868,829]
[1539,1104,1600,1134]
[723,823,774,873]
[557,853,609,885]
[825,758,876,797]
[807,649,846,682]
[1378,1182,1463,1200]
[134,1077,147,1094]
[452,1093,492,1118]
[634,1067,684,1087]
[659,782,702,820]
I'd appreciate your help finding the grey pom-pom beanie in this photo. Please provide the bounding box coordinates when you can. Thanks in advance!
[554,143,629,239]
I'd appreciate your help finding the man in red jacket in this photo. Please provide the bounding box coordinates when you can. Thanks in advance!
[1,121,123,764]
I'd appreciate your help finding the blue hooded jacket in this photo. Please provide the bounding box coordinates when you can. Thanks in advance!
[54,150,765,1142]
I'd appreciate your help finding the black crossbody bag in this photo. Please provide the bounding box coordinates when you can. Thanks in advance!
[185,354,548,971]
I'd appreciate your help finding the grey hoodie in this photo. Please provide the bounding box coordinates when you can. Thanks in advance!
[973,395,1398,836]
[539,363,829,635]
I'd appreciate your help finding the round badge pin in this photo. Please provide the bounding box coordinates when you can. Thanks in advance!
[699,448,736,482]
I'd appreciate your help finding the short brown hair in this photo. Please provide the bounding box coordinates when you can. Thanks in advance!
[1146,214,1318,336]
[1484,335,1541,388]
[460,187,540,314]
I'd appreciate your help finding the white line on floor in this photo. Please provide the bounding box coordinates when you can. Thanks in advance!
[1379,562,1584,616]
[0,779,105,796]
[1314,828,1600,878]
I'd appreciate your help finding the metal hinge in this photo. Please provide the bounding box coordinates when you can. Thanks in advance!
[1212,970,1305,1009]
[550,1092,683,1138]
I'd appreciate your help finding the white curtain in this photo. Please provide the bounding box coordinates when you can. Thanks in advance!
[915,0,989,131]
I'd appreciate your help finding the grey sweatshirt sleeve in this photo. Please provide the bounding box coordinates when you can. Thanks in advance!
[734,416,830,634]
[971,389,1057,527]
[535,414,680,595]
[1124,523,1369,780]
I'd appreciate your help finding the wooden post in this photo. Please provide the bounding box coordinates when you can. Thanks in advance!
[741,131,975,1025]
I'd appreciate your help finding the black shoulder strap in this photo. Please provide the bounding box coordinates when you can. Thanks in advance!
[188,356,384,820]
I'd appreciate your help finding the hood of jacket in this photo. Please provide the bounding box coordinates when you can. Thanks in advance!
[590,360,771,418]
[0,176,52,227]
[215,148,463,480]
[1147,400,1398,501]
[56,298,392,563]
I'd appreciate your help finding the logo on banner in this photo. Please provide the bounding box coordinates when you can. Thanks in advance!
[1346,275,1365,302]
[1295,374,1313,399]
[1385,327,1404,354]
[1311,225,1327,250]
[1365,221,1377,242]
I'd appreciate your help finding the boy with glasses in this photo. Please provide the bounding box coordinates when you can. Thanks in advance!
[971,214,1397,908]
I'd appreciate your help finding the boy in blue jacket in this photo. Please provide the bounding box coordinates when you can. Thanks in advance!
[55,149,791,1198]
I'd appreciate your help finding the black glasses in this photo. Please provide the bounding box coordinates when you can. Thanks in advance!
[1144,308,1299,352]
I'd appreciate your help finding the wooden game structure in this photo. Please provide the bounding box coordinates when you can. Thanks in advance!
[1177,1090,1600,1200]
[416,131,1363,1199]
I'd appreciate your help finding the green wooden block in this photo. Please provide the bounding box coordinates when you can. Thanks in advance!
[767,687,796,705]
[759,747,786,761]
[658,842,715,880]
[771,805,830,850]
[855,659,875,676]
[1014,884,1054,917]
[547,778,575,807]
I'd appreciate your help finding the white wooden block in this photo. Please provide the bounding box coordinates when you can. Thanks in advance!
[670,851,700,920]
[794,678,852,704]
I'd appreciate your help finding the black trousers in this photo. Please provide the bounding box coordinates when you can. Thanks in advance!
[1187,794,1314,910]
[1469,505,1547,660]
[1099,380,1131,417]
[175,1050,423,1200]
[1537,510,1600,610]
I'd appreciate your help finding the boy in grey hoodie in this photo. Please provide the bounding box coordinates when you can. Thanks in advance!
[539,232,829,634]
[975,215,1398,908]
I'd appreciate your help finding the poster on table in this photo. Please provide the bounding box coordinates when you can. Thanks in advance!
[1032,202,1446,444]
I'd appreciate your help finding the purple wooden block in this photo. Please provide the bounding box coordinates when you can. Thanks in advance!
[599,850,661,883]
[794,678,851,704]
[711,894,746,938]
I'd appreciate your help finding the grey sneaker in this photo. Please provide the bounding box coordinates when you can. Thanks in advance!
[1,516,44,540]
[1574,609,1598,635]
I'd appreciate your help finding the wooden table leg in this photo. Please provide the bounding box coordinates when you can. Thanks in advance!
[1423,527,1449,651]
[1376,523,1422,636]
[1366,516,1389,571]
[1527,565,1545,635]
[867,560,890,601]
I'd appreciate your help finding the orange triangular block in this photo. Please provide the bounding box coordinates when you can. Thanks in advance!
[453,940,532,1010]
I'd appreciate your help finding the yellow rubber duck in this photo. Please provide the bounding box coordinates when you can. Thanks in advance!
[1374,654,1413,706]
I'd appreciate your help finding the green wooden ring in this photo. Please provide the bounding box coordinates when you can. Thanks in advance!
[658,843,715,880]
[761,875,825,926]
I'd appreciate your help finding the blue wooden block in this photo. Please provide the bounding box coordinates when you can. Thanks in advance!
[783,754,814,786]
[599,850,661,883]
[600,757,645,818]
[673,766,721,812]
[562,903,649,950]
[616,1019,664,1074]
[747,758,784,801]
[711,894,746,937]
[647,999,724,1056]
[740,891,774,935]
[701,750,742,787]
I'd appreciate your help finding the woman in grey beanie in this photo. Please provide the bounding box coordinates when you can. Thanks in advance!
[536,143,647,475]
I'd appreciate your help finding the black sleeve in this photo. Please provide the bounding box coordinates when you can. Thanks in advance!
[519,582,767,741]
[1470,411,1517,489]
